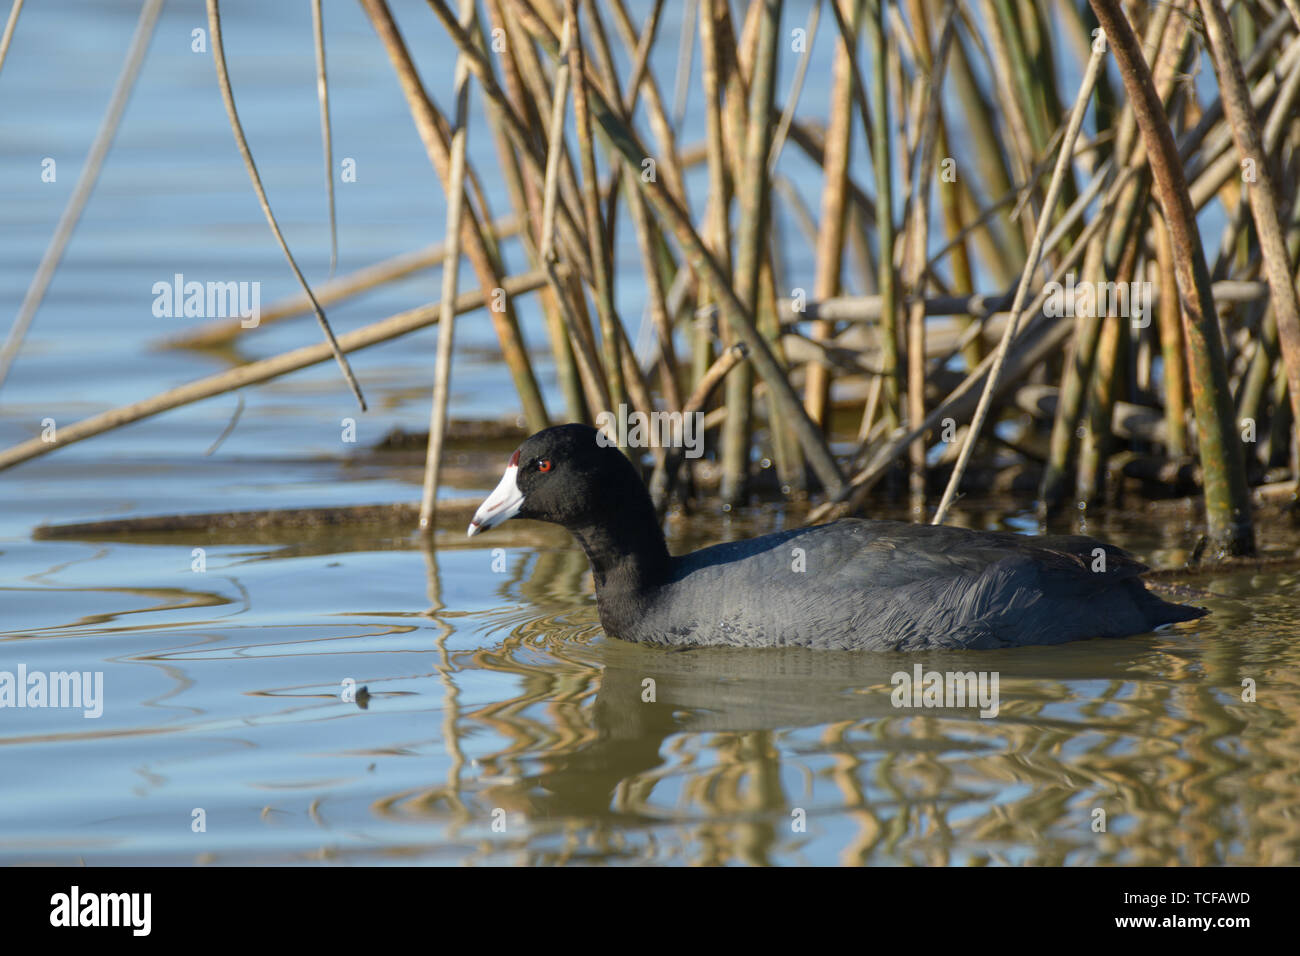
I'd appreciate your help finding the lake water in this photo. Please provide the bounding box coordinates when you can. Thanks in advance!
[2,1,1299,866]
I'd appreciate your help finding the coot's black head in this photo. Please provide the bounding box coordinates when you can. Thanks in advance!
[467,423,647,536]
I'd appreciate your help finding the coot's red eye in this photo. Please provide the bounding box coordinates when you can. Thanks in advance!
[537,458,552,473]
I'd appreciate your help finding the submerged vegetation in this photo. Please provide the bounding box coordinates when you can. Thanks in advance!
[4,0,1300,563]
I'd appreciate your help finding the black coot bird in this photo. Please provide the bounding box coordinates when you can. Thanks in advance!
[467,424,1207,651]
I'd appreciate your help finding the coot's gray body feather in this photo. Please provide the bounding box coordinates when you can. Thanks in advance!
[469,425,1208,651]
[610,519,1200,651]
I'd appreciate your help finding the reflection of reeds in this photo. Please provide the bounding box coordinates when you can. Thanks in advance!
[6,1,1300,560]
[369,544,1300,864]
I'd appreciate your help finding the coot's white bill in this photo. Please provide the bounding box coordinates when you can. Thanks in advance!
[468,453,524,536]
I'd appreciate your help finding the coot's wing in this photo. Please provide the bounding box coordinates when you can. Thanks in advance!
[657,520,1180,650]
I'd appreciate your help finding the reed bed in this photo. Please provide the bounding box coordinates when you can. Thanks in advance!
[6,0,1300,561]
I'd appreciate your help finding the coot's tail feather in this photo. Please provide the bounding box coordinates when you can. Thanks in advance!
[1144,593,1209,626]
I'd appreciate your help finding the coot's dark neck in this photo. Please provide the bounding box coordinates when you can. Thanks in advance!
[568,497,671,596]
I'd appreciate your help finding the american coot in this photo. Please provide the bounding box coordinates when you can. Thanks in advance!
[467,424,1208,651]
